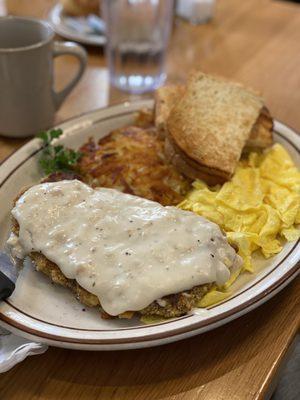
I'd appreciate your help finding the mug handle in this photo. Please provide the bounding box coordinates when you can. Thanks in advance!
[52,41,87,110]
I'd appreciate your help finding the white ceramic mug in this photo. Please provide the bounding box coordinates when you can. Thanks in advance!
[0,16,87,138]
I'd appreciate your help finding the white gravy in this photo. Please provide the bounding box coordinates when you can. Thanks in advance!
[9,180,240,316]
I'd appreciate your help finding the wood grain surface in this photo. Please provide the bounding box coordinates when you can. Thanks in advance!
[0,0,299,399]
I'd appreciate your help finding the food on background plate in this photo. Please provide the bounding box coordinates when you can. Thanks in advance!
[7,180,242,320]
[156,72,273,184]
[77,125,190,206]
[180,144,300,273]
[61,0,100,16]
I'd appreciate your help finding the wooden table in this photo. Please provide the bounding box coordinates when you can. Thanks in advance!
[0,0,299,399]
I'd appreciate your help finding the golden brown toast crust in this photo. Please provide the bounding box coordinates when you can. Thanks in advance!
[166,72,264,177]
[155,85,185,136]
[156,84,273,182]
[245,106,273,150]
[164,135,228,185]
[155,84,273,150]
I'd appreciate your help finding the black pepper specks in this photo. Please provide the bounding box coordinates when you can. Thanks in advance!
[210,253,215,258]
[125,251,131,256]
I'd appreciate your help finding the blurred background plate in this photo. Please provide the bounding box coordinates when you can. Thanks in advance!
[48,3,106,47]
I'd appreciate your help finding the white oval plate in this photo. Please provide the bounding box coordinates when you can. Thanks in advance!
[0,100,299,350]
[48,4,106,47]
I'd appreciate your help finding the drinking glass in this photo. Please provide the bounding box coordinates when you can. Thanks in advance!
[102,0,174,94]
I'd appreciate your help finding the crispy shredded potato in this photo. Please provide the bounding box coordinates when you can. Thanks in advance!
[77,125,190,206]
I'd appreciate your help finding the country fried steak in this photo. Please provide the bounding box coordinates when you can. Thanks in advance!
[11,213,212,320]
[9,123,213,320]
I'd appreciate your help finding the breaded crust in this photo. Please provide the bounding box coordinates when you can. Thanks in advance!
[167,72,264,178]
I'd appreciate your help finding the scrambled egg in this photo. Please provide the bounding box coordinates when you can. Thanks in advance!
[179,144,300,306]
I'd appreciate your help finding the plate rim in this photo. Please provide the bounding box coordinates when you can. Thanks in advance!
[0,268,298,350]
[0,102,299,349]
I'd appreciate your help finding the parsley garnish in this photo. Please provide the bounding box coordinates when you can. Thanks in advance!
[37,129,82,175]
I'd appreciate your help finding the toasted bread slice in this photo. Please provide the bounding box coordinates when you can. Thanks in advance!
[164,134,228,185]
[166,72,267,181]
[155,84,273,150]
[244,106,273,151]
[155,85,185,136]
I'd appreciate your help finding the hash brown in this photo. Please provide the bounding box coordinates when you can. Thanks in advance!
[77,125,190,206]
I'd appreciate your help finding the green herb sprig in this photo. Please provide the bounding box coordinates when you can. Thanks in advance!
[37,129,82,175]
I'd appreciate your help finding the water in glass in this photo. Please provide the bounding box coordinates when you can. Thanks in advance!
[103,0,173,94]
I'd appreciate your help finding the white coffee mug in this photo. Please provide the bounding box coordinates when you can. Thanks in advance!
[0,16,87,138]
